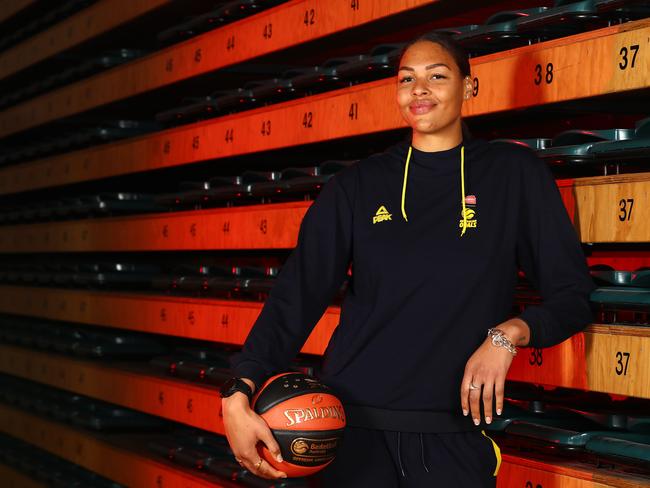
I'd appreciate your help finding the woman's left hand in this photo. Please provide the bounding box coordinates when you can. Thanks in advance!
[460,319,529,426]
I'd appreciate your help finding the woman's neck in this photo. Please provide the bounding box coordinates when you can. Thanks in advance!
[411,125,463,152]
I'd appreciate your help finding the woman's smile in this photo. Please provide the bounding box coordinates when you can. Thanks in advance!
[409,99,436,115]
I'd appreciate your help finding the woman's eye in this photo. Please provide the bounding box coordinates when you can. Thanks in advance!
[399,74,446,83]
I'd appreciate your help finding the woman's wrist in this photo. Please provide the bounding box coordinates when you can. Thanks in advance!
[240,377,256,394]
[493,318,530,347]
[221,377,256,411]
[222,392,251,408]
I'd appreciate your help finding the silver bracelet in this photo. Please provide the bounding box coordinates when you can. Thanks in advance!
[487,328,517,356]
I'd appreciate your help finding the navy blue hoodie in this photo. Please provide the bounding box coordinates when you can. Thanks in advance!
[230,137,596,426]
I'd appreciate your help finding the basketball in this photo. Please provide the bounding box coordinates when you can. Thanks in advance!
[252,372,346,478]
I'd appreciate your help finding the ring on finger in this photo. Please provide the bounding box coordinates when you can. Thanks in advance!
[469,382,480,390]
[254,458,263,469]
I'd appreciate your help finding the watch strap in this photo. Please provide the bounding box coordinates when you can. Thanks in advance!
[220,377,253,402]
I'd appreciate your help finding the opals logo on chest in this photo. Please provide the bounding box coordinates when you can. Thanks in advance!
[459,194,478,230]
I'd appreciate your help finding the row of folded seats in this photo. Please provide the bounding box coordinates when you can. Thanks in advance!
[0,374,308,487]
[0,260,648,326]
[0,119,159,167]
[4,0,646,100]
[0,261,349,304]
[0,0,97,52]
[0,49,149,110]
[153,0,650,128]
[3,90,647,172]
[0,0,289,111]
[0,116,648,224]
[0,433,123,488]
[0,158,354,219]
[0,312,314,401]
[157,0,289,46]
[2,0,649,166]
[514,267,650,325]
[156,0,650,51]
[491,381,650,472]
[0,0,286,58]
[1,323,649,482]
[0,314,319,386]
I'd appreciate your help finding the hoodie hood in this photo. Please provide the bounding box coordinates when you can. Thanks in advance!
[382,137,491,234]
[383,137,490,169]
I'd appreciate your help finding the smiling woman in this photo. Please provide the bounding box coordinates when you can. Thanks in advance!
[222,31,596,488]
[396,33,473,150]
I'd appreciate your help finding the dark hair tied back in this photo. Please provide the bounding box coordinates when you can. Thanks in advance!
[396,32,471,78]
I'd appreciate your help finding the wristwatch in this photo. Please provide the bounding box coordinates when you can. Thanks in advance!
[220,377,253,402]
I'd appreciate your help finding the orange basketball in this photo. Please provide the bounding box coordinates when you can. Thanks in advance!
[252,372,346,478]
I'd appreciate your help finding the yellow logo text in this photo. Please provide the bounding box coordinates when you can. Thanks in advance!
[373,205,392,224]
[459,207,478,229]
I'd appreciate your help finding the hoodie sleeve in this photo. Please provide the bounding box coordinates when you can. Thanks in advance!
[515,150,597,349]
[229,174,353,390]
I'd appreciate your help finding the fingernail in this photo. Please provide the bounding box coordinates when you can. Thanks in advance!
[463,409,468,416]
[496,408,502,415]
[280,474,287,478]
[473,418,479,425]
[486,417,491,424]
[276,455,283,462]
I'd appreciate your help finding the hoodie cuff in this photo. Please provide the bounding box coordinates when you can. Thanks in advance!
[517,307,546,349]
[230,359,272,392]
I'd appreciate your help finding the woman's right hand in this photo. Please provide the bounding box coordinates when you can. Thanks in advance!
[222,383,288,480]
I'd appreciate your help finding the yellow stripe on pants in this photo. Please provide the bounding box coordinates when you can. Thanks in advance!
[481,429,502,476]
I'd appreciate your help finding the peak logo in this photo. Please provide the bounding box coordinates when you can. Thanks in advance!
[372,205,392,224]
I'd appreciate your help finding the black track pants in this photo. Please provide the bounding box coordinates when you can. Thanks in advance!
[314,426,501,488]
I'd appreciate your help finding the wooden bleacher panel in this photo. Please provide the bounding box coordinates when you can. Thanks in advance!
[0,0,36,25]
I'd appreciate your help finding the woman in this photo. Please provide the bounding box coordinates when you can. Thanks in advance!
[220,32,596,487]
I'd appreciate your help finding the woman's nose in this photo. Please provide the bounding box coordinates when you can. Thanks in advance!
[412,79,429,95]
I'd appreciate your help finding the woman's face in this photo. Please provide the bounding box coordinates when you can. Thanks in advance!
[396,41,471,136]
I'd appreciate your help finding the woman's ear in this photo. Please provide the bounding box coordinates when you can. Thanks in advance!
[463,76,473,100]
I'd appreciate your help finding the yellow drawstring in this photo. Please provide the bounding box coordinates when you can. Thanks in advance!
[460,145,467,237]
[400,144,467,237]
[401,145,412,222]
